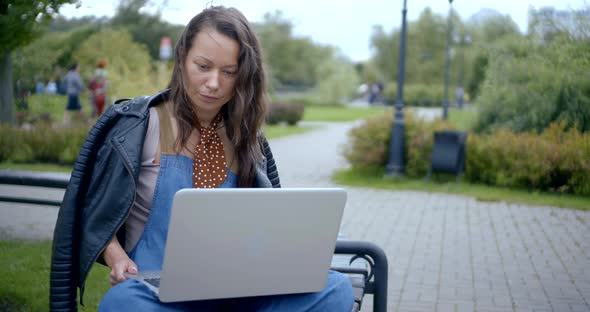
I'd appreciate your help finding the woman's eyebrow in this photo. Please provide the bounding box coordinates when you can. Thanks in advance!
[194,55,237,68]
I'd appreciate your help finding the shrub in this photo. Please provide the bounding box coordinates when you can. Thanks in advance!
[383,83,445,107]
[0,125,18,162]
[343,112,392,168]
[345,114,590,196]
[0,124,90,165]
[465,123,590,195]
[267,102,305,126]
[343,110,456,173]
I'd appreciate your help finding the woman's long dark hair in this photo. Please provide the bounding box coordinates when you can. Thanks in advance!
[168,6,268,187]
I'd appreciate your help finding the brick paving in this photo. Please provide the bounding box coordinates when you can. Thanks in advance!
[271,121,590,312]
[1,120,589,312]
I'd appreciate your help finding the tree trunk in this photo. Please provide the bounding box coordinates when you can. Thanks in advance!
[0,51,15,125]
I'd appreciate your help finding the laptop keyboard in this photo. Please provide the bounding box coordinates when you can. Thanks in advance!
[144,277,161,288]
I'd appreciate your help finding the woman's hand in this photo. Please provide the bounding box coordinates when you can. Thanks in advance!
[102,237,138,286]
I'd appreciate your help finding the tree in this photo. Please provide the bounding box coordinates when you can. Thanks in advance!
[12,31,70,92]
[12,25,102,95]
[313,51,360,103]
[0,0,76,124]
[110,0,184,61]
[370,7,460,85]
[369,24,399,82]
[74,29,160,99]
[475,34,590,133]
[405,8,449,84]
[49,15,109,32]
[255,11,333,89]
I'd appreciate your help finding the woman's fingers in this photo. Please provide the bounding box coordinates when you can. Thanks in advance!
[126,259,138,275]
[109,259,137,286]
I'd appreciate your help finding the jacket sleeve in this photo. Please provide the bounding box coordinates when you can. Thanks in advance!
[50,106,118,311]
[262,137,281,188]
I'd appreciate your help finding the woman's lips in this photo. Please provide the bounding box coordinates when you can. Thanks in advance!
[199,94,219,103]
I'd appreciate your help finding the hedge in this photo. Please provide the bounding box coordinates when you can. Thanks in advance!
[382,83,446,107]
[267,102,305,126]
[344,114,590,196]
[0,124,89,164]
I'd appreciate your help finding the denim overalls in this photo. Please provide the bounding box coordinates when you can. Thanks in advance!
[99,105,353,311]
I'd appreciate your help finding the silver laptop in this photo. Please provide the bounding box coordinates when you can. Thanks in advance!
[129,188,347,302]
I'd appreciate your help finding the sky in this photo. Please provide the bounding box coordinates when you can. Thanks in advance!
[59,0,588,62]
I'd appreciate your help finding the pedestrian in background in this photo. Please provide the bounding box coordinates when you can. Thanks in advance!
[62,63,85,125]
[89,60,109,117]
[46,78,57,94]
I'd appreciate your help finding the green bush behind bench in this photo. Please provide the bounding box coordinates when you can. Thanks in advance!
[344,112,590,196]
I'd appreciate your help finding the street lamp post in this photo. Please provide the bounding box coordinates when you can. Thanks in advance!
[457,33,471,109]
[385,0,409,176]
[442,0,453,120]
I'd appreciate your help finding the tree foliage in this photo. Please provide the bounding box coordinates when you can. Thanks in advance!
[371,8,455,84]
[49,15,110,32]
[0,0,77,54]
[370,7,521,100]
[464,10,521,99]
[1,0,75,124]
[110,0,184,61]
[74,29,163,99]
[313,52,360,103]
[474,34,590,133]
[12,31,69,89]
[255,11,334,88]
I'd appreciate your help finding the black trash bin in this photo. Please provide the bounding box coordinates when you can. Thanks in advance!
[426,130,467,182]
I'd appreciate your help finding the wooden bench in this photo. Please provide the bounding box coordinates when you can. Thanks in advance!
[0,169,389,312]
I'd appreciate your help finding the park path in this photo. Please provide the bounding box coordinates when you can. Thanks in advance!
[1,109,590,311]
[270,119,590,312]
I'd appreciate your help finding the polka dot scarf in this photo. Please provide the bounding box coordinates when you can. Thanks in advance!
[193,113,227,188]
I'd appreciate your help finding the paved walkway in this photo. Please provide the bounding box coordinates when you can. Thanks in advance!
[1,120,590,312]
[271,121,590,312]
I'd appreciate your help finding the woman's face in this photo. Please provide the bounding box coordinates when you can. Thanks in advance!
[184,27,240,118]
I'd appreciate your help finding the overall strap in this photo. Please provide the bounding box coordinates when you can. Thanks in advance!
[155,104,176,155]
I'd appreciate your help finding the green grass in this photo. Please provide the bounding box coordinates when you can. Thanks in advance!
[448,108,478,131]
[264,124,318,139]
[24,94,93,123]
[0,162,73,173]
[333,167,590,211]
[0,239,110,311]
[303,106,389,122]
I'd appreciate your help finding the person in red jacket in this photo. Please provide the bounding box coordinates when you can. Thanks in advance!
[89,59,108,116]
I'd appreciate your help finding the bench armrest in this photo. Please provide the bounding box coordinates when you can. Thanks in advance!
[333,240,388,312]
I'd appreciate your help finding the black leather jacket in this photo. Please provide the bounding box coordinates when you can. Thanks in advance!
[49,90,281,311]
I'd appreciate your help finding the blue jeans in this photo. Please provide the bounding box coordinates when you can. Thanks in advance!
[66,94,81,110]
[99,270,353,311]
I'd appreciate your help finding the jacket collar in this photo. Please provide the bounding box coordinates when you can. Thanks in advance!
[113,89,170,118]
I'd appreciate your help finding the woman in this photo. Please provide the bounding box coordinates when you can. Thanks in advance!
[50,6,353,312]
